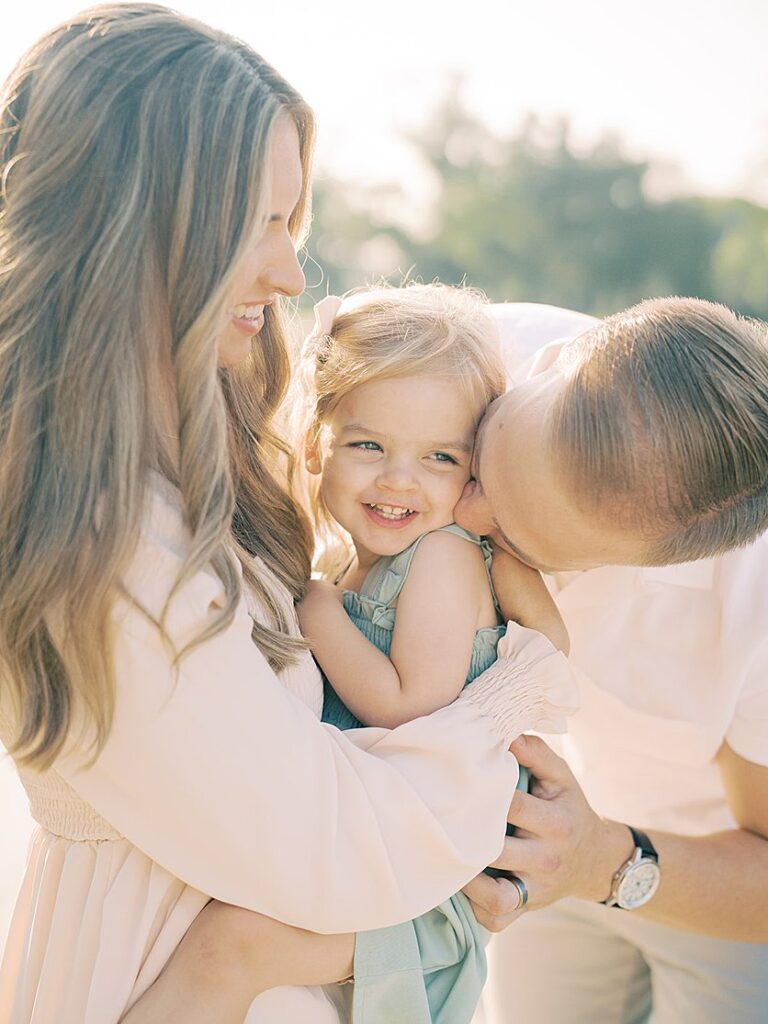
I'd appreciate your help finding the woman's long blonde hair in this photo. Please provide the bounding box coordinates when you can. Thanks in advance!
[0,4,315,768]
[297,284,507,578]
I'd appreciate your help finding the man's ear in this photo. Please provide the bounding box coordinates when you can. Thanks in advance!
[305,435,322,475]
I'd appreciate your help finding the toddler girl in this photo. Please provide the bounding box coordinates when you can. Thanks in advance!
[124,284,574,1024]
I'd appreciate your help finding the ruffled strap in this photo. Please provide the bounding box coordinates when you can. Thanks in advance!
[356,540,423,608]
[456,621,580,745]
[343,589,396,630]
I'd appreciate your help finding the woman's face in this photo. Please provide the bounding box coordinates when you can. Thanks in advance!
[217,117,306,367]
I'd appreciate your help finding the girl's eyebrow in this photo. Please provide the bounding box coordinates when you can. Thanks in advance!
[339,424,384,436]
[433,440,473,454]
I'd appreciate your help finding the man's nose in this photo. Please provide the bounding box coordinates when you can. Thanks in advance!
[454,479,495,535]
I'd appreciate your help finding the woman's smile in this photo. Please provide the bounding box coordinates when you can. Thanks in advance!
[230,303,266,334]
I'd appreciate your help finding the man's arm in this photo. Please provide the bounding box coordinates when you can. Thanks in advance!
[464,735,768,940]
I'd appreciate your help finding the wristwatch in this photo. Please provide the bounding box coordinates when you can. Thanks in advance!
[602,826,661,910]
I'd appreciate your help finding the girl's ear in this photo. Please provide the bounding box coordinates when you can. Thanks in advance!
[305,435,322,475]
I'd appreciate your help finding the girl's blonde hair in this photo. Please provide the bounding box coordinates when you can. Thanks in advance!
[0,4,315,768]
[550,296,768,562]
[298,284,506,577]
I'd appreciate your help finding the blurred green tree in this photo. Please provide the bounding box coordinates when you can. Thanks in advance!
[302,92,767,319]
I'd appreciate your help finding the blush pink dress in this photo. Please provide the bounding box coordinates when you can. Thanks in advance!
[0,477,577,1023]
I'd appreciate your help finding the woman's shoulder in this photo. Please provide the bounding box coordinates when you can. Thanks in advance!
[118,473,234,636]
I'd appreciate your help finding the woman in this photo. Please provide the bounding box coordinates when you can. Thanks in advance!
[0,6,574,1022]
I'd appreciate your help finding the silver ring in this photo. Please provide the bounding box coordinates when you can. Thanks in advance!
[510,875,529,910]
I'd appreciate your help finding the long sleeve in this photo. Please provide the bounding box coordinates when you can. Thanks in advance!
[56,488,574,934]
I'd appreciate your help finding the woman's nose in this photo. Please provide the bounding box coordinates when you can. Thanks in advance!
[453,479,495,535]
[264,241,306,299]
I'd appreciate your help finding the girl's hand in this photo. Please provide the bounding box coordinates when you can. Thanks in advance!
[297,579,344,637]
[490,546,569,655]
[300,579,344,606]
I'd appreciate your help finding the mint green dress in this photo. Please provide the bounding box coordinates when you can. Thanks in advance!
[321,524,512,1024]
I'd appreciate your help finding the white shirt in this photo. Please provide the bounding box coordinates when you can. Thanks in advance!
[489,302,768,836]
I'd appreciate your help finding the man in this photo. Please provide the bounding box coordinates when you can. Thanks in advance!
[458,300,768,1023]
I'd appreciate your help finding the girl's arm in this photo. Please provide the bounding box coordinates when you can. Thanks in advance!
[297,578,415,726]
[299,531,492,729]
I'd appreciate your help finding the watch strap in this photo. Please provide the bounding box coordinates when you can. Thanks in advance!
[601,824,660,907]
[627,825,658,863]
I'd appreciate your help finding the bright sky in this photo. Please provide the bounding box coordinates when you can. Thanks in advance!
[2,0,767,213]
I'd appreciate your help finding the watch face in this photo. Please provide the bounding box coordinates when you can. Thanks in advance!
[617,860,660,910]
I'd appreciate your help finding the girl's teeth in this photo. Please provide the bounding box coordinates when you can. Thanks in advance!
[368,503,414,519]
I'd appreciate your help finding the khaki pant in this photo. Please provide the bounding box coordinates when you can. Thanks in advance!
[481,899,768,1024]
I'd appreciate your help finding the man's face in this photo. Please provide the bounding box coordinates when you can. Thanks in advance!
[453,368,648,573]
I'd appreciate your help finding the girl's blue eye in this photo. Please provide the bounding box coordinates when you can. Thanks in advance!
[432,452,459,464]
[349,441,382,452]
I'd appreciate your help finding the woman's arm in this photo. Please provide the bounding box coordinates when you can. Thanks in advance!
[299,532,488,728]
[55,506,574,935]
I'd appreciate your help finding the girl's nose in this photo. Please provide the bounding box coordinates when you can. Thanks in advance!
[376,460,418,492]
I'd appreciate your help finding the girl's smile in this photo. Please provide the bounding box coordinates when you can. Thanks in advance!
[363,503,420,528]
[307,374,479,567]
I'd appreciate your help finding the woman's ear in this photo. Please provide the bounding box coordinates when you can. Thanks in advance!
[305,435,322,475]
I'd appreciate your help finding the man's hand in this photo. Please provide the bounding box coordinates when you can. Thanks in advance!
[463,735,634,931]
[462,871,527,933]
